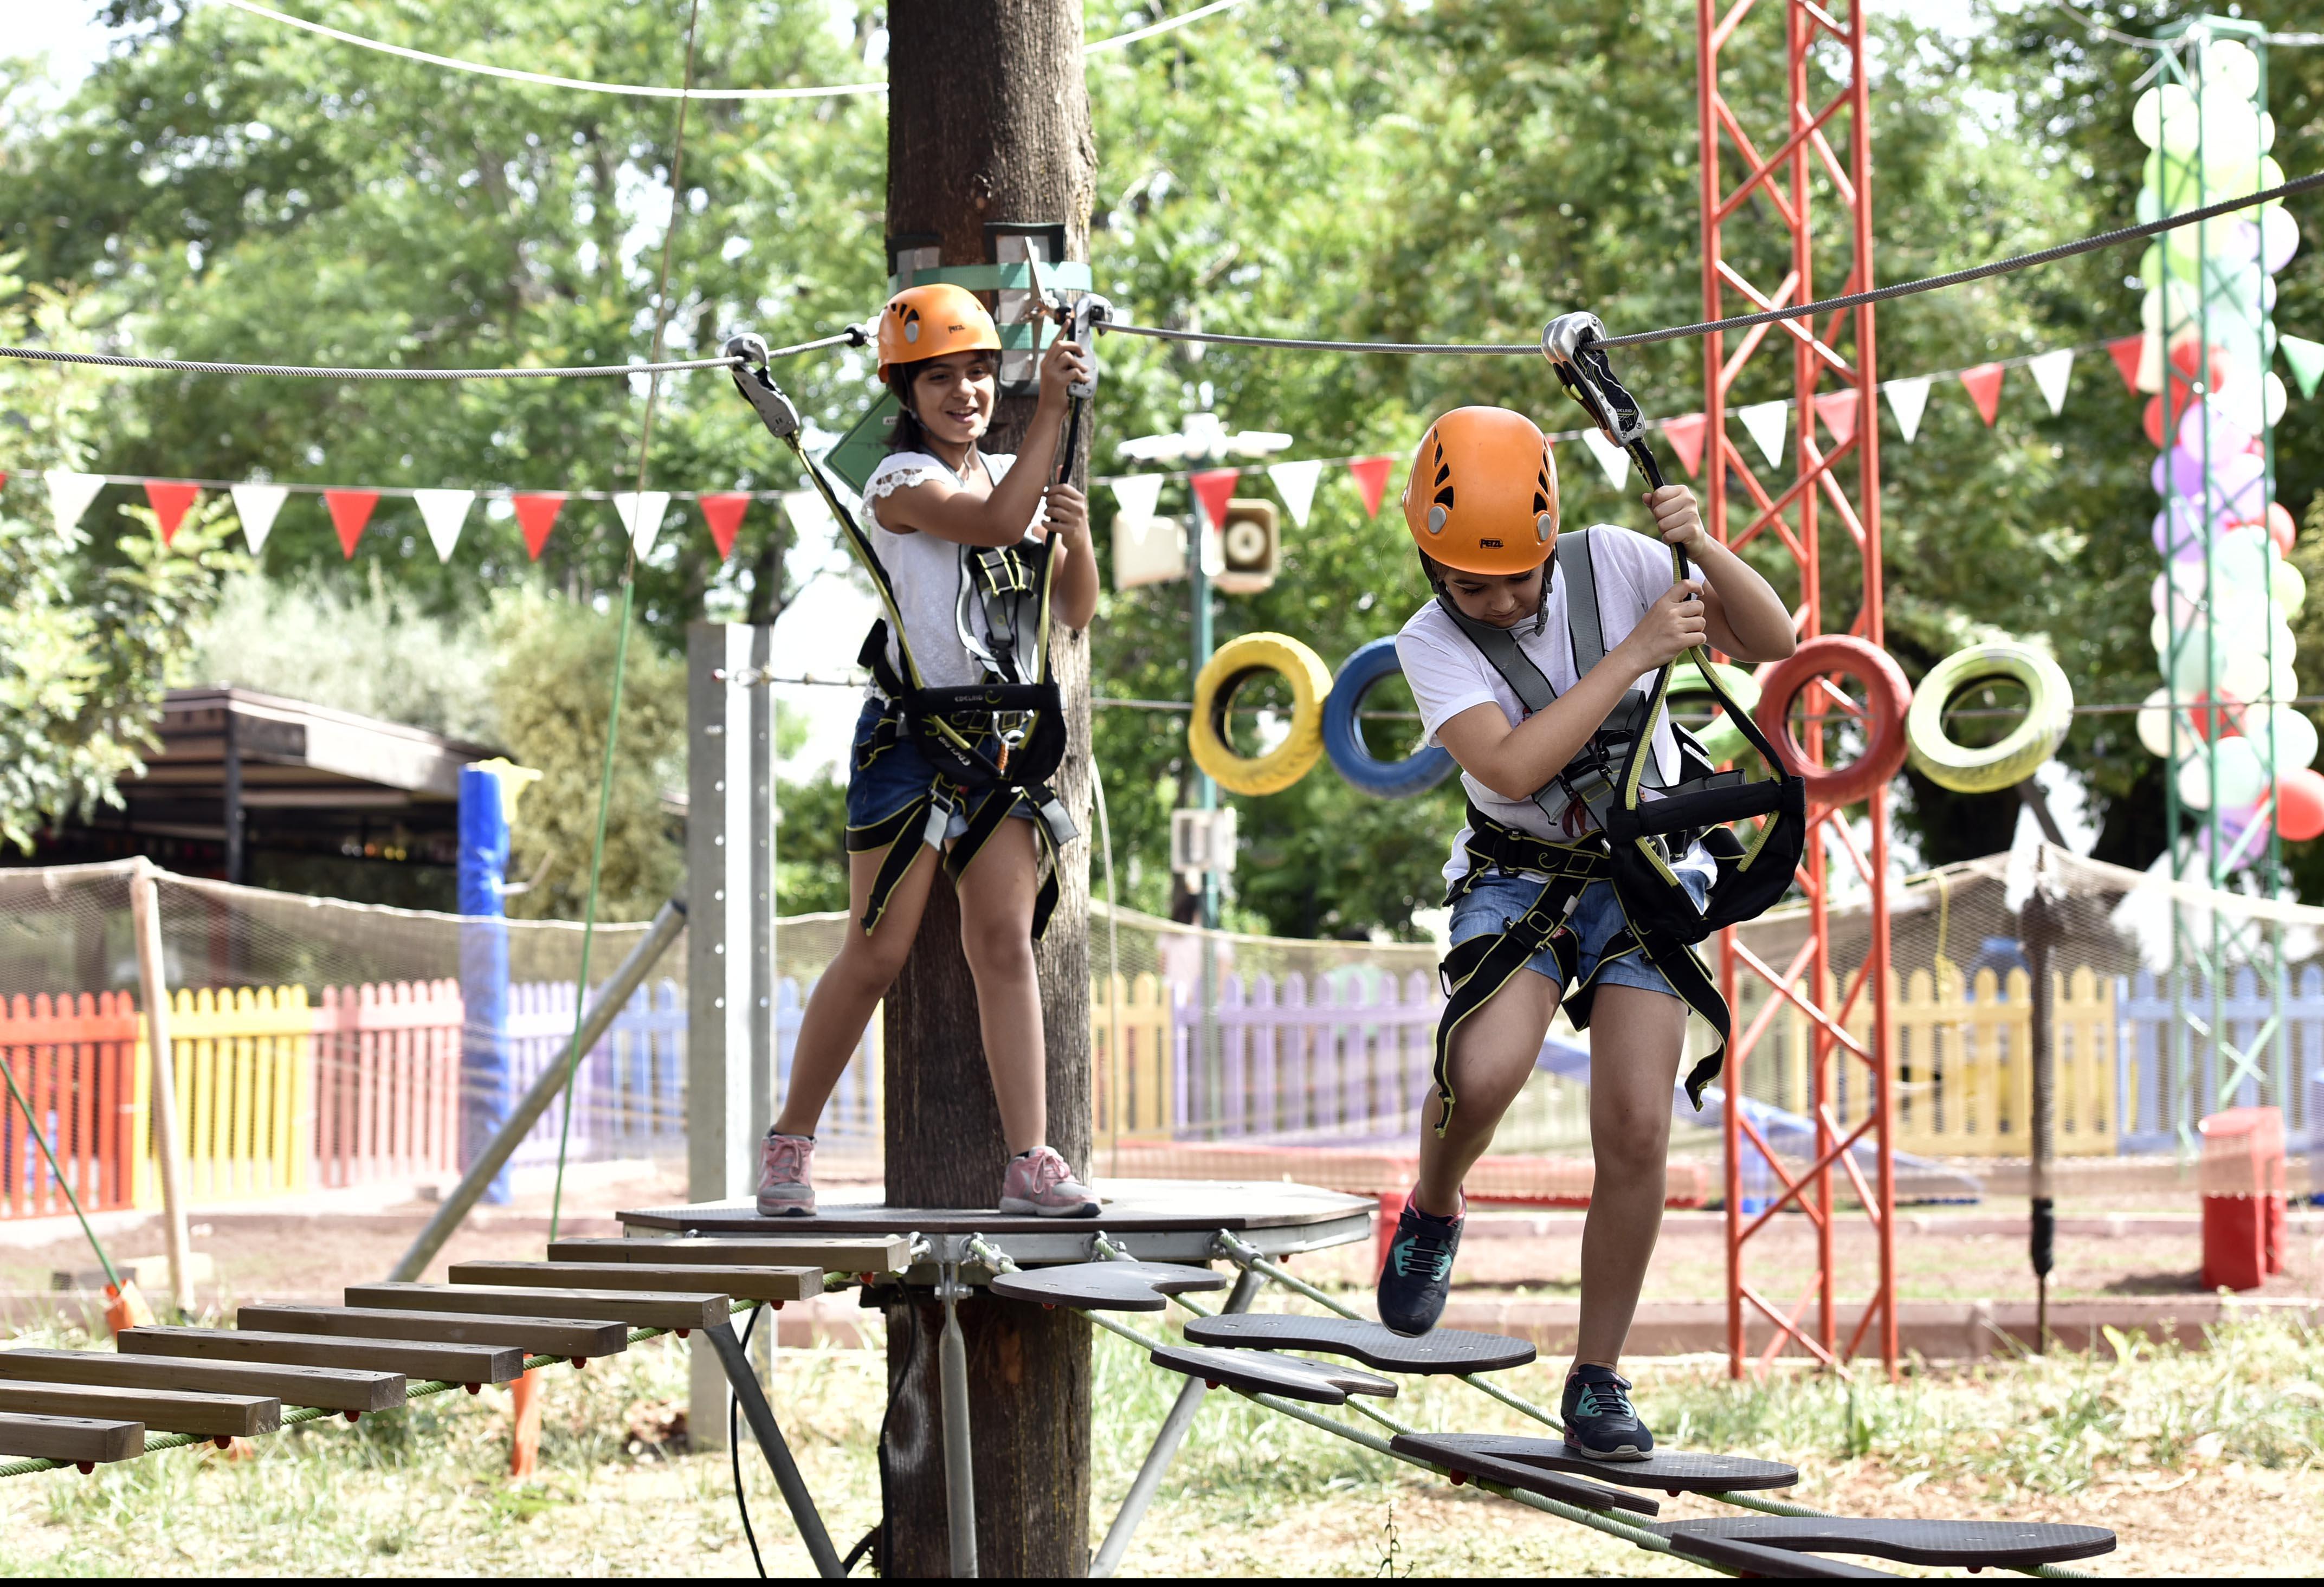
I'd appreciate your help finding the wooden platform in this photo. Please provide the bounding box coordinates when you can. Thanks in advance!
[616,1179,1373,1270]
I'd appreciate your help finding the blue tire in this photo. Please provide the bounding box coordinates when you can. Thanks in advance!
[1324,638,1458,798]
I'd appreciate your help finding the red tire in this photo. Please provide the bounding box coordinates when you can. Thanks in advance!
[1751,635,1912,809]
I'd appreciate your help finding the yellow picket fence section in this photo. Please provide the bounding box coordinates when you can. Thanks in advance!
[1092,973,1174,1142]
[1749,962,2118,1159]
[133,985,314,1208]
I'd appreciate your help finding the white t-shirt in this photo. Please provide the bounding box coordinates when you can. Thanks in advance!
[861,450,1043,692]
[1396,525,1705,882]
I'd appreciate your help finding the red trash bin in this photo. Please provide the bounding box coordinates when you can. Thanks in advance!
[2199,1106,2287,1292]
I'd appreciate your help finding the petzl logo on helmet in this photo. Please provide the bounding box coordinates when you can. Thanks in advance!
[1478,538,1503,549]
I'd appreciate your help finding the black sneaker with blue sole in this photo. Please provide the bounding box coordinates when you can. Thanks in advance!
[1562,1365,1653,1460]
[1376,1193,1464,1337]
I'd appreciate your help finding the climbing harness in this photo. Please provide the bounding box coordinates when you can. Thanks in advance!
[1425,318,1809,1128]
[726,332,1079,939]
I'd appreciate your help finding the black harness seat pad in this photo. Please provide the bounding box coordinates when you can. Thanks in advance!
[1400,1431,1797,1493]
[1147,1345,1397,1405]
[1649,1517,2118,1569]
[1179,1313,1535,1374]
[985,1260,1227,1313]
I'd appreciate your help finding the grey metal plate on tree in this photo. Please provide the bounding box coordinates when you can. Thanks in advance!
[987,1260,1229,1312]
[1650,1518,2118,1567]
[1148,1345,1398,1405]
[1182,1313,1537,1375]
[1398,1431,1798,1493]
[1662,1529,1900,1579]
[1387,1433,1660,1518]
[616,1180,1372,1269]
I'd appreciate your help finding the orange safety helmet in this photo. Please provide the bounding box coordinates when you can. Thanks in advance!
[1400,407,1559,577]
[876,283,1002,379]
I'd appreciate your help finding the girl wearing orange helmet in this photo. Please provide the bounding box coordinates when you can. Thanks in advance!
[755,281,1102,1220]
[1379,405,1794,1460]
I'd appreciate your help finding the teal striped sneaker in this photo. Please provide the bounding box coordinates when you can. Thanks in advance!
[1562,1365,1653,1460]
[1376,1192,1464,1336]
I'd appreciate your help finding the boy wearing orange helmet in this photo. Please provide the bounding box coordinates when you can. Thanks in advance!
[755,282,1103,1219]
[1381,406,1795,1459]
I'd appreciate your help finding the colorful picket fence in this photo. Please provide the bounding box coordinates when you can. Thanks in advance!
[148,985,318,1204]
[308,980,463,1190]
[0,993,141,1218]
[506,979,688,1166]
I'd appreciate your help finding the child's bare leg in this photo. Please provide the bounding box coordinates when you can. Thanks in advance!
[772,843,939,1137]
[1572,983,1687,1371]
[1415,969,1560,1215]
[952,818,1046,1154]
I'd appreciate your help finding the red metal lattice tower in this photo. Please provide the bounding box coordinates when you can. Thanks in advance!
[1697,0,1897,1376]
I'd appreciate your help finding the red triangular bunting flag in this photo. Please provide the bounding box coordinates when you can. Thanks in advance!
[142,480,201,546]
[1661,415,1708,478]
[1347,455,1393,519]
[1812,390,1859,446]
[1958,363,2005,427]
[324,489,379,559]
[513,493,565,561]
[1190,468,1240,532]
[698,493,751,560]
[2106,334,2144,394]
[0,472,10,493]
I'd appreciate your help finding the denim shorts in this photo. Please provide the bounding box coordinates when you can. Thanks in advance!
[1448,865,1713,1001]
[844,698,1036,841]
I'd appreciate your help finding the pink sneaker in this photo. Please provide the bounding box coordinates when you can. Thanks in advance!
[999,1145,1100,1218]
[756,1131,816,1217]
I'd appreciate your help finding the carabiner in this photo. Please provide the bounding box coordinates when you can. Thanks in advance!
[1541,312,1665,491]
[724,332,802,441]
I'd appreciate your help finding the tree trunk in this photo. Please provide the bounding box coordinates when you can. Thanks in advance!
[881,3,1096,1576]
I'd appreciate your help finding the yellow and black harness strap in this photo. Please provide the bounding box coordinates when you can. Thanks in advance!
[843,762,1077,942]
[941,779,1075,941]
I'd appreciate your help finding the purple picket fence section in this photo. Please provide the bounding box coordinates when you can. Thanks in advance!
[1173,969,1440,1145]
[504,979,687,1166]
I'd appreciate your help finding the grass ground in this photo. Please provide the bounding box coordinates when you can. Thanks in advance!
[4,1313,2319,1577]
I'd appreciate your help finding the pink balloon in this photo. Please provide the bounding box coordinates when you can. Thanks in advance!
[2152,500,2229,562]
[2211,450,2269,521]
[2155,447,2210,499]
[2177,402,2256,460]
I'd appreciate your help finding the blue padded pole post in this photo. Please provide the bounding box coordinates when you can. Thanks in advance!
[457,766,514,1207]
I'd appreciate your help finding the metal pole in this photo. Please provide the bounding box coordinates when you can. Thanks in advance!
[1091,1265,1263,1577]
[128,860,195,1318]
[387,899,685,1283]
[2025,876,2055,1353]
[936,1246,978,1578]
[705,1313,844,1578]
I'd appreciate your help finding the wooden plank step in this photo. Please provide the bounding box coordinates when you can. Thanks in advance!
[0,1379,276,1437]
[1149,1345,1397,1406]
[1395,1432,1798,1494]
[1182,1313,1536,1375]
[236,1305,626,1360]
[0,1412,144,1468]
[450,1261,821,1305]
[0,1349,403,1415]
[551,1235,913,1273]
[989,1261,1228,1313]
[344,1283,725,1333]
[120,1327,525,1385]
[1650,1519,2118,1569]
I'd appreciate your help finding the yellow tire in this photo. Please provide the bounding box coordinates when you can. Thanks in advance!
[1189,633,1333,796]
[1905,642,2075,795]
[1668,660,1761,766]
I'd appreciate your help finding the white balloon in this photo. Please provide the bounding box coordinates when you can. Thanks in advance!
[2206,40,2261,103]
[2244,704,2320,775]
[2219,648,2270,703]
[2273,556,2306,617]
[2266,371,2288,428]
[2262,205,2300,273]
[2137,687,2186,758]
[2179,738,2269,810]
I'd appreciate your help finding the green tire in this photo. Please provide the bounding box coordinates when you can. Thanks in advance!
[1905,643,2075,795]
[1668,660,1761,766]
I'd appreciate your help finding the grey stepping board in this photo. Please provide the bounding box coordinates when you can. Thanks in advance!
[1650,1518,2117,1569]
[1387,1434,1660,1518]
[1149,1345,1397,1405]
[1399,1431,1798,1494]
[987,1260,1228,1312]
[1663,1529,1900,1579]
[1181,1313,1535,1375]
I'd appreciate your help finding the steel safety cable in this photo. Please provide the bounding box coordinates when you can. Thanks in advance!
[1098,166,2324,355]
[0,332,851,381]
[546,0,706,1245]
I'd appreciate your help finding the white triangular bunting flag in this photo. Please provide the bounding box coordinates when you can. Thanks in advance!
[1884,377,1932,443]
[1577,428,1630,489]
[229,483,289,553]
[1736,401,1789,469]
[44,469,105,539]
[781,490,847,580]
[413,488,475,563]
[2026,347,2075,416]
[1264,459,1322,527]
[1108,473,1165,522]
[612,491,672,556]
